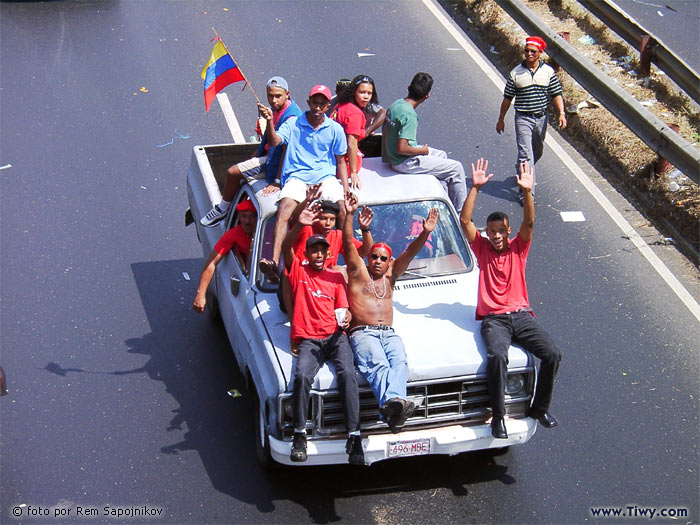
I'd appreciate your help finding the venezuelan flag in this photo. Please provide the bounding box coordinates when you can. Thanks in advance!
[201,40,245,111]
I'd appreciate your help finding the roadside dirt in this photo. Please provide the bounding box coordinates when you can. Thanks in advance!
[447,0,699,265]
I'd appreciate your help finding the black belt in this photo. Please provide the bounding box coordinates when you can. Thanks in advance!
[348,325,394,335]
[486,307,533,317]
[517,110,546,118]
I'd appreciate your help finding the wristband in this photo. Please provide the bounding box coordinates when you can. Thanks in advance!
[361,228,370,233]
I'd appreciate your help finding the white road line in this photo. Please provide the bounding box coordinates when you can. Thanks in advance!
[216,93,246,144]
[422,0,700,322]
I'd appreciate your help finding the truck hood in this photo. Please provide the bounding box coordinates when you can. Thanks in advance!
[261,272,529,392]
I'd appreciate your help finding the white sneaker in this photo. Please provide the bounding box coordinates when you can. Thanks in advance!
[200,204,228,227]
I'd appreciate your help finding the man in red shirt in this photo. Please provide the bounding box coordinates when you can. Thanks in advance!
[282,202,364,465]
[193,199,256,313]
[460,159,561,439]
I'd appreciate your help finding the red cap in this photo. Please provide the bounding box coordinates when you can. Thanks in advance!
[308,84,332,100]
[525,36,546,51]
[236,199,257,214]
[370,242,392,258]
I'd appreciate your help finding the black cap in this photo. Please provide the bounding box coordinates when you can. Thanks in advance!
[306,234,330,250]
[319,200,340,215]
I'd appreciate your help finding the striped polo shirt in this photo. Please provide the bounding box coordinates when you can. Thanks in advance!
[503,61,562,115]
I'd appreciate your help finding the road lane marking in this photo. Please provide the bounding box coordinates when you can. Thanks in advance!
[422,0,700,322]
[216,93,245,144]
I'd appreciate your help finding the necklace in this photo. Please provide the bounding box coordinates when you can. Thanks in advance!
[370,275,388,299]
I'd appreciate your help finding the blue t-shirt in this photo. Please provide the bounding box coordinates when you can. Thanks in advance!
[277,112,347,187]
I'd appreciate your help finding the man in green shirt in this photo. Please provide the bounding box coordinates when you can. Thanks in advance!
[382,72,467,212]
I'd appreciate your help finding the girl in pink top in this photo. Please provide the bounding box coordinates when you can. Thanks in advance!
[332,75,379,189]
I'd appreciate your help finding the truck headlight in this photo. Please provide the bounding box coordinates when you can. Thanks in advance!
[505,374,525,396]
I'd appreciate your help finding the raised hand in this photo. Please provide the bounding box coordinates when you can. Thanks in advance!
[422,207,439,233]
[299,201,322,226]
[344,191,359,214]
[471,158,494,188]
[305,183,322,203]
[516,161,534,192]
[358,205,373,230]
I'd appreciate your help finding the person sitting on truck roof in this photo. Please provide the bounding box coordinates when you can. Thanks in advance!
[382,72,467,213]
[331,74,378,189]
[342,191,439,433]
[200,76,302,227]
[257,84,349,284]
[282,200,364,465]
[193,199,257,313]
[459,158,561,440]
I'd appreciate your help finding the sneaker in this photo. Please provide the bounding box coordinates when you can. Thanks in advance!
[200,204,228,227]
[387,399,415,434]
[290,432,307,462]
[346,435,365,465]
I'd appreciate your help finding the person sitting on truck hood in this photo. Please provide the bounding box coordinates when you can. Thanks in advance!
[193,199,257,313]
[342,191,438,433]
[257,84,349,284]
[200,76,302,227]
[282,200,364,465]
[459,158,562,440]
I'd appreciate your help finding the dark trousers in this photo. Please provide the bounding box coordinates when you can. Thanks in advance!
[481,311,561,417]
[293,331,360,432]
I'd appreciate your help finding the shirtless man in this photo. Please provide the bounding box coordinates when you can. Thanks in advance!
[342,191,438,433]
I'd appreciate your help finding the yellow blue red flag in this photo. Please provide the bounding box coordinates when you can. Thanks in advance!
[201,40,245,111]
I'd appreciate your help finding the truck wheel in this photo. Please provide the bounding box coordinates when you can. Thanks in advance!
[254,392,278,470]
[205,281,222,324]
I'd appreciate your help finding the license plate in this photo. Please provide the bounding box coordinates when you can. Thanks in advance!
[387,438,431,458]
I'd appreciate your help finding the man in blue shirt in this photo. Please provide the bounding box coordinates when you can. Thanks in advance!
[201,76,303,227]
[257,84,349,283]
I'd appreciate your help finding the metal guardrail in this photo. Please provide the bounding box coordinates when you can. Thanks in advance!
[494,0,700,184]
[578,0,700,104]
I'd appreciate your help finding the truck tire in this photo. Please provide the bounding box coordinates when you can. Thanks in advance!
[253,390,278,470]
[205,280,222,324]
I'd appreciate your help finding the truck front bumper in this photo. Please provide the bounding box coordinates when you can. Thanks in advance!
[269,416,537,466]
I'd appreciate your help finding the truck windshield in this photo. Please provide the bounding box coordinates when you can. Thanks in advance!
[346,199,473,280]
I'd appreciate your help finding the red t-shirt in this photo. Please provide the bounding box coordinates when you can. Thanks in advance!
[332,102,366,171]
[214,225,252,260]
[286,256,349,341]
[293,226,362,268]
[470,233,531,320]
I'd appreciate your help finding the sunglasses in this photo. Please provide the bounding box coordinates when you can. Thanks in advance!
[356,76,374,85]
[370,254,388,262]
[524,48,540,54]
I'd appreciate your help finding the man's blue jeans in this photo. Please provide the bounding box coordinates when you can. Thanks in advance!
[349,328,408,409]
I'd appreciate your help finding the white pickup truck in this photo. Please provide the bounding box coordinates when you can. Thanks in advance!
[186,138,538,467]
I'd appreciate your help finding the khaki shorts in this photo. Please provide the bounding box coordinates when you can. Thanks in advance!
[278,176,344,203]
[237,155,267,182]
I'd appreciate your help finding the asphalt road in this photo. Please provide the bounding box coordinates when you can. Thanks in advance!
[614,0,700,73]
[1,1,698,524]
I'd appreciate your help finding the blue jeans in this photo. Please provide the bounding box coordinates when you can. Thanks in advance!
[349,328,408,409]
[480,311,561,417]
[514,112,548,193]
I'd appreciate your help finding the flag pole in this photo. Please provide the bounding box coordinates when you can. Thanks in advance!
[210,27,262,106]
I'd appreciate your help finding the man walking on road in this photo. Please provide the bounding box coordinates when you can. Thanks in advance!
[382,72,467,212]
[460,158,561,440]
[496,36,566,197]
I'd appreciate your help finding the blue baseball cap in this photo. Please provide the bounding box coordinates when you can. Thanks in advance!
[266,76,289,91]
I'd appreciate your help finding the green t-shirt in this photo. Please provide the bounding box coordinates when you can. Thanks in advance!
[382,98,419,166]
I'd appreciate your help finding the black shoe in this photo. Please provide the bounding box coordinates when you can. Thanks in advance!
[527,408,558,428]
[379,398,404,419]
[346,435,365,465]
[290,432,307,462]
[387,399,415,434]
[491,416,508,439]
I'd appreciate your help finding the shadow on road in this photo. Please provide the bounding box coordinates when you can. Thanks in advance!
[108,259,518,523]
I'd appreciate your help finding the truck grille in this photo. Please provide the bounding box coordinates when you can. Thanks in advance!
[309,371,533,437]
